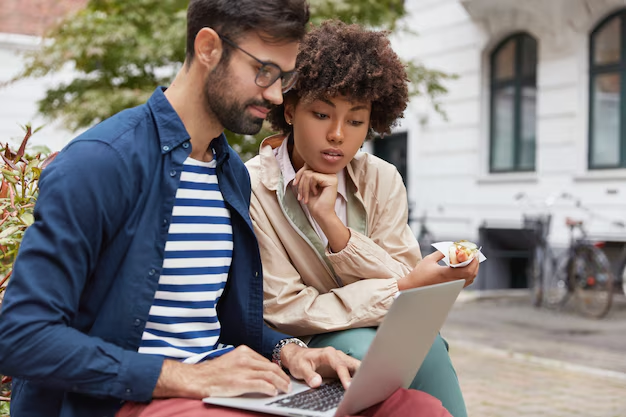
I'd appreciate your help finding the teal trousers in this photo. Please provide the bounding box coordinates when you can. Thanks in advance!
[308,328,467,417]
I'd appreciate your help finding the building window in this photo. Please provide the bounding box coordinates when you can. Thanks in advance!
[589,11,626,169]
[489,33,537,173]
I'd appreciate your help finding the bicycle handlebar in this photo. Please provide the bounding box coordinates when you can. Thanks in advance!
[515,191,625,229]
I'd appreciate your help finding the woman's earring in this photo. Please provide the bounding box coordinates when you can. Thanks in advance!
[287,119,293,125]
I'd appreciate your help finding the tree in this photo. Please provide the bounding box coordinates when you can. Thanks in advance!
[10,0,454,160]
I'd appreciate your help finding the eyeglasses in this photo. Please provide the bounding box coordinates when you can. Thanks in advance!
[218,34,298,94]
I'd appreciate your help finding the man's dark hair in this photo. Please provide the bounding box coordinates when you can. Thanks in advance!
[186,0,310,63]
[268,20,410,136]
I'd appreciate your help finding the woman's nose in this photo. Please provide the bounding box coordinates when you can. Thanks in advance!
[327,122,344,143]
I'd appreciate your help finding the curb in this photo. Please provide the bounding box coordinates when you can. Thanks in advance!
[456,289,529,303]
[448,339,626,382]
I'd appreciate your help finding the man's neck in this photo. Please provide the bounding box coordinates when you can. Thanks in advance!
[164,69,222,162]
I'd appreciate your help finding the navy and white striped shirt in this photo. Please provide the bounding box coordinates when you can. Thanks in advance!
[139,157,234,363]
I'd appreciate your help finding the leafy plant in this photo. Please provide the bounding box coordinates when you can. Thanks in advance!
[0,125,56,411]
[0,375,10,414]
[0,125,58,301]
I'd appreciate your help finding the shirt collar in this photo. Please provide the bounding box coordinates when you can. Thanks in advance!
[147,86,230,166]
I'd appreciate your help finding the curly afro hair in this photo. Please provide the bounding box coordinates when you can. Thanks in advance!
[267,20,409,137]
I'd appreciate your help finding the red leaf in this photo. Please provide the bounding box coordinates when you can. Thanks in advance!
[3,144,15,162]
[41,151,59,170]
[0,180,8,199]
[0,270,12,288]
[1,153,17,170]
[15,126,32,160]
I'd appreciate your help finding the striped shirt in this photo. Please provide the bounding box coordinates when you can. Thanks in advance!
[139,157,234,363]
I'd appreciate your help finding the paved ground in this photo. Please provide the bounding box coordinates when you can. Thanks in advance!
[442,291,626,417]
[450,343,626,417]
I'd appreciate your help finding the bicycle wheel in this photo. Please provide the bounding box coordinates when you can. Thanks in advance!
[542,251,570,309]
[571,245,614,319]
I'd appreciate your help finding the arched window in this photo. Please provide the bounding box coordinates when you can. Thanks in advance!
[489,33,537,173]
[589,11,626,169]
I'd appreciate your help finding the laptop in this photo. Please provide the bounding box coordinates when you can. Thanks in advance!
[203,279,465,417]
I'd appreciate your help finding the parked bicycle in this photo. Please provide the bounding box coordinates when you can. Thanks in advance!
[612,222,626,296]
[408,204,436,256]
[515,192,615,318]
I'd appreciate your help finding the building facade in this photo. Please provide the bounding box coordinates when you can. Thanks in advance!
[0,0,86,150]
[373,0,626,288]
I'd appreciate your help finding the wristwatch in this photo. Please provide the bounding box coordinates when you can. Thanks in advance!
[272,337,308,369]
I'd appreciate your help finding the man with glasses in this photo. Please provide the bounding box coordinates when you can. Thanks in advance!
[0,1,363,416]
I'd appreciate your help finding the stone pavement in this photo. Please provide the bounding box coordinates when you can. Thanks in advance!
[441,291,626,417]
[449,341,626,417]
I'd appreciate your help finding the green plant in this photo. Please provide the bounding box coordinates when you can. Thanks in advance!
[0,125,56,412]
[0,125,57,298]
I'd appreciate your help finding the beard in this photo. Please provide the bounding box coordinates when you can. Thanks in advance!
[203,62,271,135]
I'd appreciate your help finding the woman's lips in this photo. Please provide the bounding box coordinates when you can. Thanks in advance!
[321,149,343,163]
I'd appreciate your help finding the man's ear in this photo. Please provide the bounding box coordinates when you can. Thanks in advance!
[194,28,223,70]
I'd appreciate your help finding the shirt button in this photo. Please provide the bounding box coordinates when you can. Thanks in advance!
[163,218,168,225]
[134,319,141,327]
[149,269,156,276]
[162,145,170,152]
[255,271,259,277]
[169,170,177,177]
[126,388,132,395]
[182,142,190,149]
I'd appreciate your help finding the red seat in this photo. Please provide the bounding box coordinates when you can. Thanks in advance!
[565,217,583,227]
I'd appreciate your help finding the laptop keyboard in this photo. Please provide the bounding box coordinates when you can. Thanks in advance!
[266,380,345,412]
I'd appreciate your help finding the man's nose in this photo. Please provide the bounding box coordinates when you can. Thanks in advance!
[262,79,284,106]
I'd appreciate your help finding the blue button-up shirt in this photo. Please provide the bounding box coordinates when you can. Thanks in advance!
[0,87,288,417]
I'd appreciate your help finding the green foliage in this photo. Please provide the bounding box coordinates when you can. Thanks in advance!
[10,0,454,161]
[0,125,57,297]
[0,400,9,417]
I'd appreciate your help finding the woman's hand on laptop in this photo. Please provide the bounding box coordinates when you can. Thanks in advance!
[153,345,292,399]
[280,344,360,390]
[397,251,479,291]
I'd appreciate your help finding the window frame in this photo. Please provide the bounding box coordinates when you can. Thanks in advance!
[589,10,626,170]
[489,33,538,173]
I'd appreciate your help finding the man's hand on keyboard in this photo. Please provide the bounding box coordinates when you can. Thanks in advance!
[280,345,360,390]
[153,345,291,398]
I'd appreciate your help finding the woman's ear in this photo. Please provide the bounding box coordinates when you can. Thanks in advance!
[194,28,223,70]
[283,102,296,126]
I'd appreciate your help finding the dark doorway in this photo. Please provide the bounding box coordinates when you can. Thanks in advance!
[372,132,408,187]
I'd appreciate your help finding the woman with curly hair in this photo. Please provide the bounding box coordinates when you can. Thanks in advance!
[246,21,478,417]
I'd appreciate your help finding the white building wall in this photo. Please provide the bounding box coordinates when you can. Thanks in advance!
[394,0,626,248]
[0,33,74,152]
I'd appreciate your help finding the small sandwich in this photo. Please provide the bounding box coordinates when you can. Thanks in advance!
[449,240,479,265]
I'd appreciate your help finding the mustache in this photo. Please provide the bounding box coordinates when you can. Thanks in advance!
[246,99,273,110]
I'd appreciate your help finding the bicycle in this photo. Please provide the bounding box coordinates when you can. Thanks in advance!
[417,214,436,254]
[515,192,615,318]
[612,223,626,296]
[408,206,436,256]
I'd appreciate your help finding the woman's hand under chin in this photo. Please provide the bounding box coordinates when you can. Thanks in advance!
[293,163,339,219]
[293,164,351,252]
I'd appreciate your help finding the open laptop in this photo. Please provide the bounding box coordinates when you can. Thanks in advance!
[203,279,465,417]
